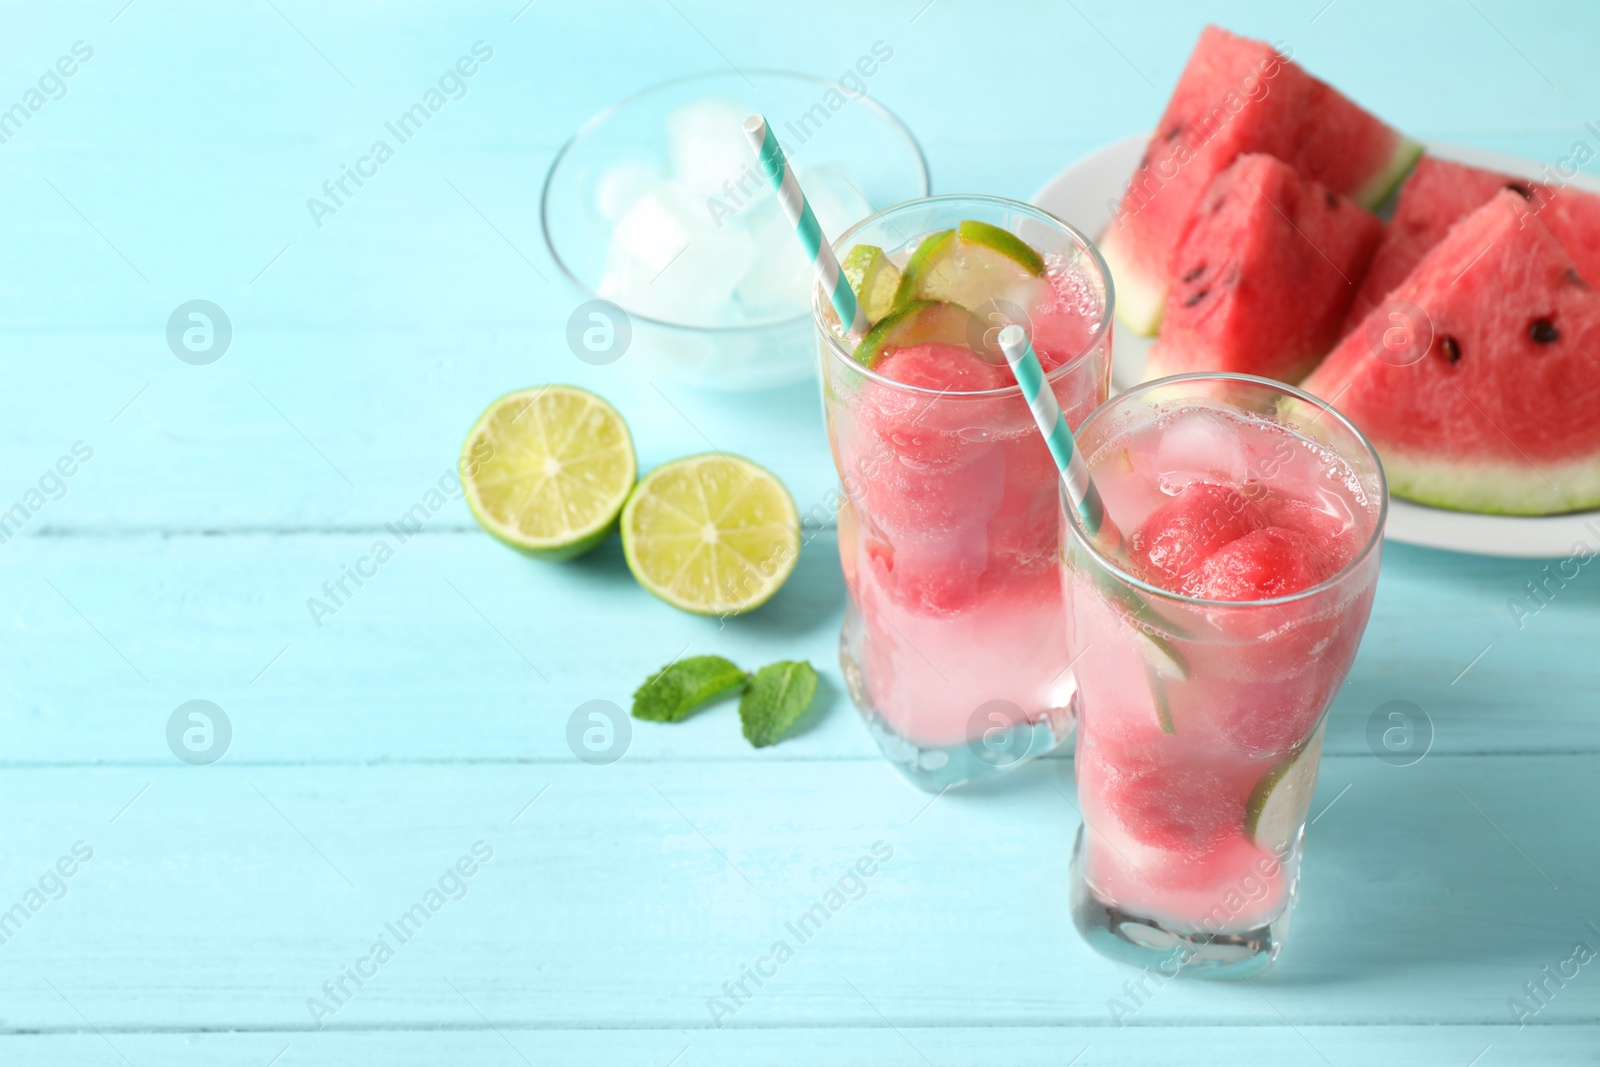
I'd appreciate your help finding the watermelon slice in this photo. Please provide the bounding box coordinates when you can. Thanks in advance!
[1343,155,1600,332]
[1145,153,1384,383]
[1302,190,1600,515]
[1100,25,1419,335]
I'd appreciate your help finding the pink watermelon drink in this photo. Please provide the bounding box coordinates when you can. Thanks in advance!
[1062,374,1384,978]
[814,196,1113,791]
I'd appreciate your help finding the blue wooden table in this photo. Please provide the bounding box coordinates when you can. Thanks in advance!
[3,1,1597,1063]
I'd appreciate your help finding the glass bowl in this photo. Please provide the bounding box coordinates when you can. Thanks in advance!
[542,69,929,391]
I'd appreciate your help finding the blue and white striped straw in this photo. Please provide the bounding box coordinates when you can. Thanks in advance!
[997,324,1120,548]
[742,114,870,340]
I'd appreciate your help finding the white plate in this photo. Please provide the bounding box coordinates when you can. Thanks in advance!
[1033,134,1600,559]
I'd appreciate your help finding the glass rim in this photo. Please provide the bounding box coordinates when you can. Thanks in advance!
[1061,371,1389,610]
[539,68,932,335]
[813,193,1116,399]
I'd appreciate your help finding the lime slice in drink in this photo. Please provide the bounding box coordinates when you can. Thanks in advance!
[841,244,902,324]
[893,220,1046,312]
[460,386,636,560]
[851,299,986,368]
[621,453,800,615]
[1244,725,1327,852]
[891,229,954,307]
[957,219,1045,274]
[1084,566,1189,733]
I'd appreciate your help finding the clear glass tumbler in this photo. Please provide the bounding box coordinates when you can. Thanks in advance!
[814,195,1113,791]
[1062,374,1386,978]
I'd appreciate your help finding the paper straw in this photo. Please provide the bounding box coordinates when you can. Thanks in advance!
[742,114,870,340]
[997,324,1120,548]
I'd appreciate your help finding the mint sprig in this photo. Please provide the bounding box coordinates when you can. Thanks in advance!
[632,655,747,722]
[738,661,819,748]
[629,656,819,747]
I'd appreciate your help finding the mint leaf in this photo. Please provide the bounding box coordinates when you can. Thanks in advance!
[739,661,818,747]
[632,655,747,723]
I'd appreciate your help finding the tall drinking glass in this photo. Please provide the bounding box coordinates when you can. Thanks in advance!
[1062,374,1386,977]
[814,195,1113,791]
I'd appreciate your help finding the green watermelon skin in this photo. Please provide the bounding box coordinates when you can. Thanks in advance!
[1146,153,1383,384]
[1342,155,1600,333]
[1303,190,1600,516]
[1100,25,1419,336]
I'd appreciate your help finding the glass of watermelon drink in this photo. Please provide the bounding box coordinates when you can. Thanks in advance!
[1061,374,1385,978]
[813,196,1113,791]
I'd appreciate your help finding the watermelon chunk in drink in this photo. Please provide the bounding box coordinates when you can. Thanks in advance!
[1128,481,1266,585]
[1145,153,1385,384]
[1304,190,1600,515]
[1099,25,1419,335]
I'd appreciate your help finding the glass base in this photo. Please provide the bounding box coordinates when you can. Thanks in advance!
[839,629,1073,792]
[1069,827,1288,980]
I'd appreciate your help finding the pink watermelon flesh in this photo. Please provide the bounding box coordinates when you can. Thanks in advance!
[872,341,1011,393]
[1100,25,1418,334]
[1146,153,1385,383]
[1303,190,1600,515]
[1102,748,1243,853]
[1128,482,1266,584]
[1343,155,1600,333]
[1183,526,1323,600]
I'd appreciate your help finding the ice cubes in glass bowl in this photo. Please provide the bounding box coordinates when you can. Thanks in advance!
[542,73,928,390]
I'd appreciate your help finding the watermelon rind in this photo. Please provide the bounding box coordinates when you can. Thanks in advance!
[1351,135,1425,210]
[1099,226,1165,336]
[1382,451,1600,517]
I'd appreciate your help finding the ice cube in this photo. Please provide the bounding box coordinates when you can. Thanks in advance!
[730,197,812,320]
[595,158,662,222]
[1154,407,1251,493]
[666,95,757,201]
[610,180,697,276]
[602,179,756,326]
[729,164,875,321]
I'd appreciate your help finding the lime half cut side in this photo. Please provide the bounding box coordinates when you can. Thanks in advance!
[460,385,637,560]
[621,453,800,615]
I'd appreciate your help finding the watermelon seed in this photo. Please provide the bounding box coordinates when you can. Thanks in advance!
[1162,125,1182,142]
[1440,336,1462,364]
[1181,263,1207,282]
[1564,267,1589,288]
[1324,191,1338,209]
[1529,319,1559,344]
[1183,288,1210,308]
[1504,182,1534,201]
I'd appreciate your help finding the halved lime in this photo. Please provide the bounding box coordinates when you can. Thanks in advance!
[841,244,902,324]
[850,299,986,368]
[893,220,1045,312]
[1244,725,1327,851]
[621,453,800,616]
[460,386,636,560]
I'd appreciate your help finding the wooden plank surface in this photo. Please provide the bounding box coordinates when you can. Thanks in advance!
[5,1,1600,1063]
